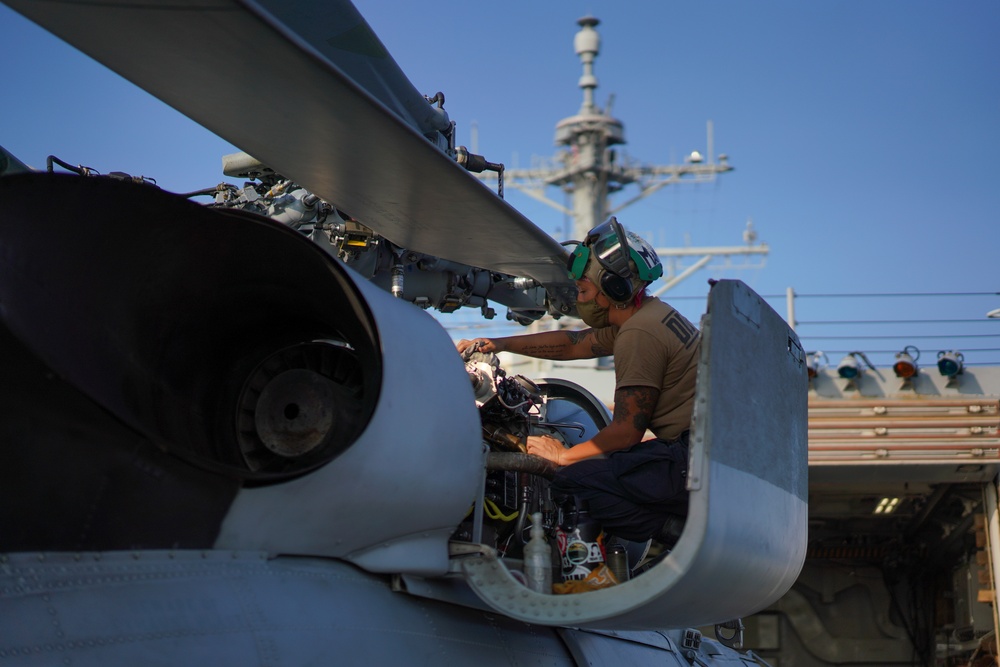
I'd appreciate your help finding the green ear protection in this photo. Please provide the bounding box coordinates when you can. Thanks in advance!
[564,217,663,302]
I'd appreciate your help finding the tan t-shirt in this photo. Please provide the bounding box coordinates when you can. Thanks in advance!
[592,297,700,440]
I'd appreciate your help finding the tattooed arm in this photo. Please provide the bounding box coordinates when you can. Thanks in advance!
[457,328,610,360]
[527,385,659,465]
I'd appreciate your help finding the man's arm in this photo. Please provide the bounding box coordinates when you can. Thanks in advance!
[457,329,611,360]
[527,385,660,464]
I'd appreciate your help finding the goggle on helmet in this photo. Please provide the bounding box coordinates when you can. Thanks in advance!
[565,217,663,303]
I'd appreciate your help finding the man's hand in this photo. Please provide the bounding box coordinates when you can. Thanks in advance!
[456,337,500,355]
[526,434,565,466]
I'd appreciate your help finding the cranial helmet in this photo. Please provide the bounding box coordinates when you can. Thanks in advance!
[565,217,663,303]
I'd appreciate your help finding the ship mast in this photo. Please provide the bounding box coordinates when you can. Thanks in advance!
[502,16,767,292]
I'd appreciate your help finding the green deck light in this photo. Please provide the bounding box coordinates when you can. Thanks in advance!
[937,350,964,378]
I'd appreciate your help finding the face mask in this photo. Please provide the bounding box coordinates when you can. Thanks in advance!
[576,297,611,328]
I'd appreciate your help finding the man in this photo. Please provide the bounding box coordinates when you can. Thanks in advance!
[456,217,700,545]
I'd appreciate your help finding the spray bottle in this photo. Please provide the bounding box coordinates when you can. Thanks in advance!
[523,512,552,594]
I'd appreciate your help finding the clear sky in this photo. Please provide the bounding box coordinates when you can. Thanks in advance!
[2,1,998,368]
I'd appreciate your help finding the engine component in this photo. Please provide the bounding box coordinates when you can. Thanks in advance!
[463,349,540,452]
[234,340,366,474]
[456,347,616,560]
[486,452,557,479]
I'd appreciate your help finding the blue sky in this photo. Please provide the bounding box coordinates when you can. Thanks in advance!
[2,1,998,367]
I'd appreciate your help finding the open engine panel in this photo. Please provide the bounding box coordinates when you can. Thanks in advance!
[452,347,618,582]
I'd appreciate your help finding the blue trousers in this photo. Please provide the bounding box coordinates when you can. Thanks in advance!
[551,432,690,542]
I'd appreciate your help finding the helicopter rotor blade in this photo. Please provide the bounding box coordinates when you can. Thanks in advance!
[4,0,575,313]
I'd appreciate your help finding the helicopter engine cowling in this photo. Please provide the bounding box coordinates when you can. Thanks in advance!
[0,173,382,478]
[215,263,484,576]
[0,173,483,576]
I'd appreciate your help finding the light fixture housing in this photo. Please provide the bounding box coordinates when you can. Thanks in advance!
[937,350,964,378]
[893,345,920,379]
[837,353,861,379]
[806,351,827,379]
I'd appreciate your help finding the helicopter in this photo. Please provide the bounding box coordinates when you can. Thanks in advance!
[0,1,808,664]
